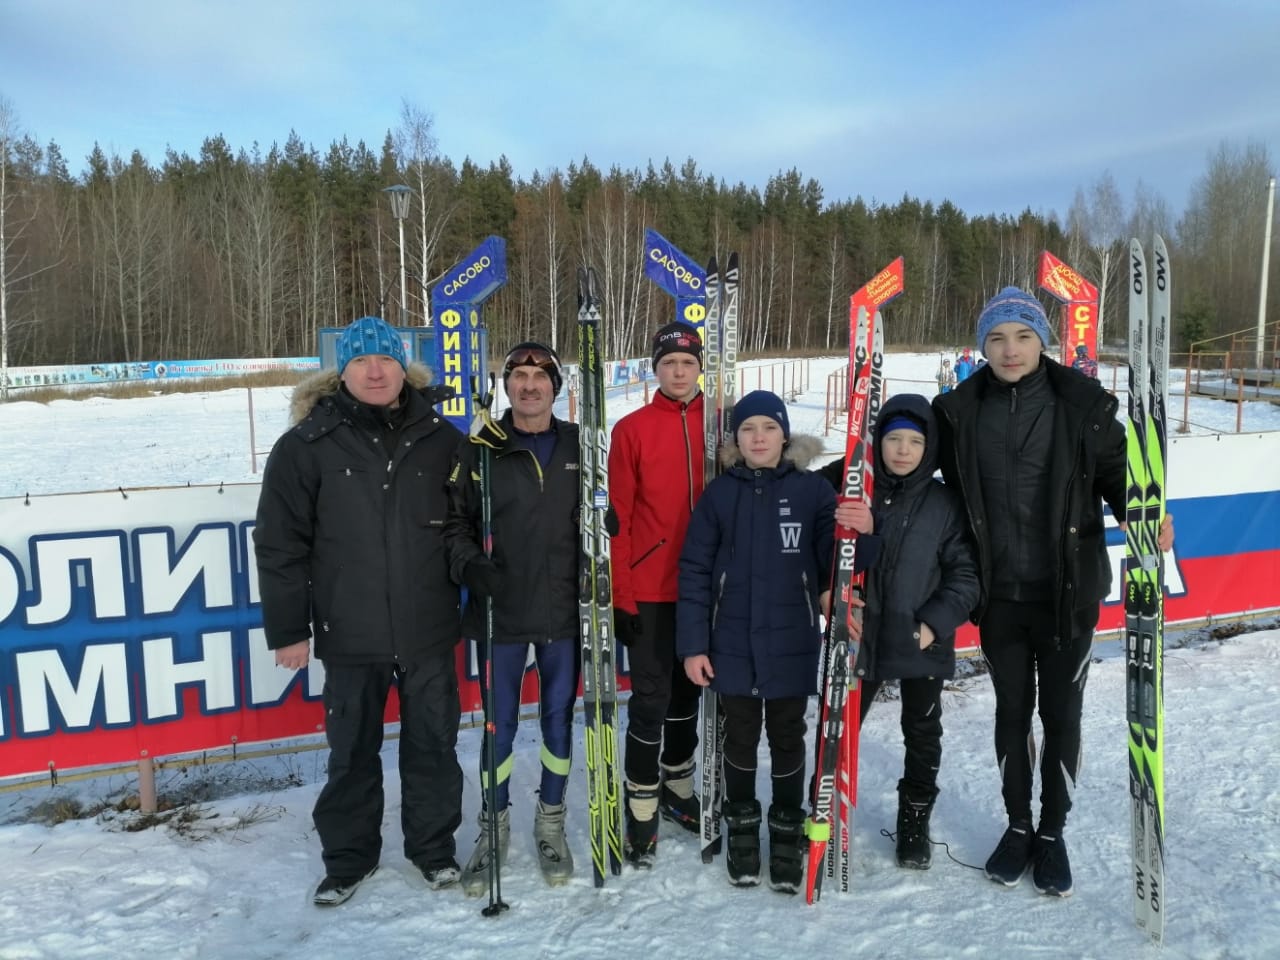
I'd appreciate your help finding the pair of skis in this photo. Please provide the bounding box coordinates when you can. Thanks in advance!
[806,305,883,903]
[577,266,624,886]
[1126,237,1169,944]
[698,252,740,864]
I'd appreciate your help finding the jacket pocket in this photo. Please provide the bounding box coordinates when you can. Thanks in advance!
[711,572,728,629]
[802,571,815,628]
[631,538,667,569]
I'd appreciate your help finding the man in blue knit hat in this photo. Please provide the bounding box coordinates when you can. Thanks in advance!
[933,288,1172,899]
[255,314,466,906]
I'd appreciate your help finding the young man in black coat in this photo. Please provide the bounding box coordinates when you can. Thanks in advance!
[933,288,1173,898]
[254,316,465,906]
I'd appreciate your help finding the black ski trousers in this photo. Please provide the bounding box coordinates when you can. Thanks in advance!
[623,601,700,786]
[720,694,808,810]
[979,599,1093,833]
[313,654,463,878]
[862,676,945,804]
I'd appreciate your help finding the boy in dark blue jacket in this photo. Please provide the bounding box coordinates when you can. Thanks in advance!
[820,393,979,870]
[677,390,835,893]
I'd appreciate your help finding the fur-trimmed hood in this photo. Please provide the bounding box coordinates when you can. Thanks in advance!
[288,361,435,425]
[718,432,825,471]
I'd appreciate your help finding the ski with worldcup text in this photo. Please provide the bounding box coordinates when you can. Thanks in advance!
[578,265,623,886]
[807,305,881,903]
[1125,236,1169,944]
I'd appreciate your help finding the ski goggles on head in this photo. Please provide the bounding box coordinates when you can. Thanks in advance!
[502,342,563,393]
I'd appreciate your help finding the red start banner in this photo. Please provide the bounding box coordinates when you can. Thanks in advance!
[1038,250,1101,376]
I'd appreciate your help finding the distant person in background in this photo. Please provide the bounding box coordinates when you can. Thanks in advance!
[936,357,956,395]
[932,288,1172,899]
[254,315,465,907]
[954,347,975,383]
[1072,343,1099,379]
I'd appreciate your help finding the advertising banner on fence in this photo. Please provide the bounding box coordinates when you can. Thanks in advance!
[2,358,320,392]
[2,431,1276,781]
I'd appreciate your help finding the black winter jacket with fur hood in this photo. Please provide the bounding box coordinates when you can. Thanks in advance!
[253,363,464,663]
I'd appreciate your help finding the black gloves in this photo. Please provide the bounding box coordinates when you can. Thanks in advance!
[614,608,644,647]
[463,557,503,599]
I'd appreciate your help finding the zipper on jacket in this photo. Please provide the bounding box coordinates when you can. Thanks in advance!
[802,570,815,627]
[680,404,696,510]
[712,571,727,629]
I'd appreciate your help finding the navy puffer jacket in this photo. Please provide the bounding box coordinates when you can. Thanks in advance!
[677,435,836,699]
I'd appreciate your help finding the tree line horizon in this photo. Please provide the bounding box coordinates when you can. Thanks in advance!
[1,97,1274,371]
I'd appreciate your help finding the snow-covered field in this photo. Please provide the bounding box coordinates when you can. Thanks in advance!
[1,353,1278,960]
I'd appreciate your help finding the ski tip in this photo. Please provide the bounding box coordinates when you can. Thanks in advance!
[706,254,718,276]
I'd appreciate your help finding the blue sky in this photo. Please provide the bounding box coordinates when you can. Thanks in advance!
[2,0,1277,220]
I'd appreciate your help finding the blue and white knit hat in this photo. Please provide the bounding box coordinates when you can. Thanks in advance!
[976,287,1051,355]
[731,389,790,440]
[336,316,406,373]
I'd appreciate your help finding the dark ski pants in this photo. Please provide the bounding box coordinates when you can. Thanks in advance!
[979,599,1092,833]
[861,677,945,804]
[623,601,700,786]
[720,694,808,810]
[313,654,463,878]
[474,636,580,810]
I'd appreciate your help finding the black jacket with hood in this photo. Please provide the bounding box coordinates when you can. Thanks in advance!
[253,363,464,664]
[932,356,1127,644]
[819,395,979,681]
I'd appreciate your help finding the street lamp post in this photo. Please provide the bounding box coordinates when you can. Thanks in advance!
[383,184,412,326]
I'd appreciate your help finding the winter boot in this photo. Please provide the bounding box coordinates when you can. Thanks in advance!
[624,781,660,868]
[1031,829,1073,897]
[659,760,701,834]
[984,819,1033,886]
[312,866,377,907]
[895,796,935,870]
[460,806,511,897]
[766,805,807,894]
[722,799,763,887]
[418,857,460,890]
[533,800,574,886]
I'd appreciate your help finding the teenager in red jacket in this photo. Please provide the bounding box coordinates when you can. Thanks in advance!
[609,321,705,866]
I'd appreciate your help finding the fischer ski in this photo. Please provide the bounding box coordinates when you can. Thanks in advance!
[578,265,624,886]
[1126,237,1169,943]
[808,306,883,903]
[698,252,739,864]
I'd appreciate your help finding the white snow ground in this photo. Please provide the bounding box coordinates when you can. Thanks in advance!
[1,353,1278,960]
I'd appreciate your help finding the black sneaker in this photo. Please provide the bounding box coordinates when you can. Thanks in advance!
[313,866,376,907]
[985,821,1033,886]
[1031,831,1073,897]
[420,857,461,891]
[659,783,701,834]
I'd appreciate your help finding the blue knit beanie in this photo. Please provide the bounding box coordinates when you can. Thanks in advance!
[731,390,790,440]
[336,316,406,373]
[976,287,1051,356]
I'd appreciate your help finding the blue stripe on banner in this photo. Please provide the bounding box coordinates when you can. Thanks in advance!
[1108,491,1280,559]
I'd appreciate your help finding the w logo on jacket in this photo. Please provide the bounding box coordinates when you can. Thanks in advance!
[779,522,802,552]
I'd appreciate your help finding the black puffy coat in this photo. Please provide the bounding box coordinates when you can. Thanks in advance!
[253,365,463,664]
[443,410,581,646]
[933,357,1127,643]
[676,435,836,699]
[855,395,978,681]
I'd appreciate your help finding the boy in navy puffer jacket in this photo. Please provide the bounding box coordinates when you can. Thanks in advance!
[677,390,835,893]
